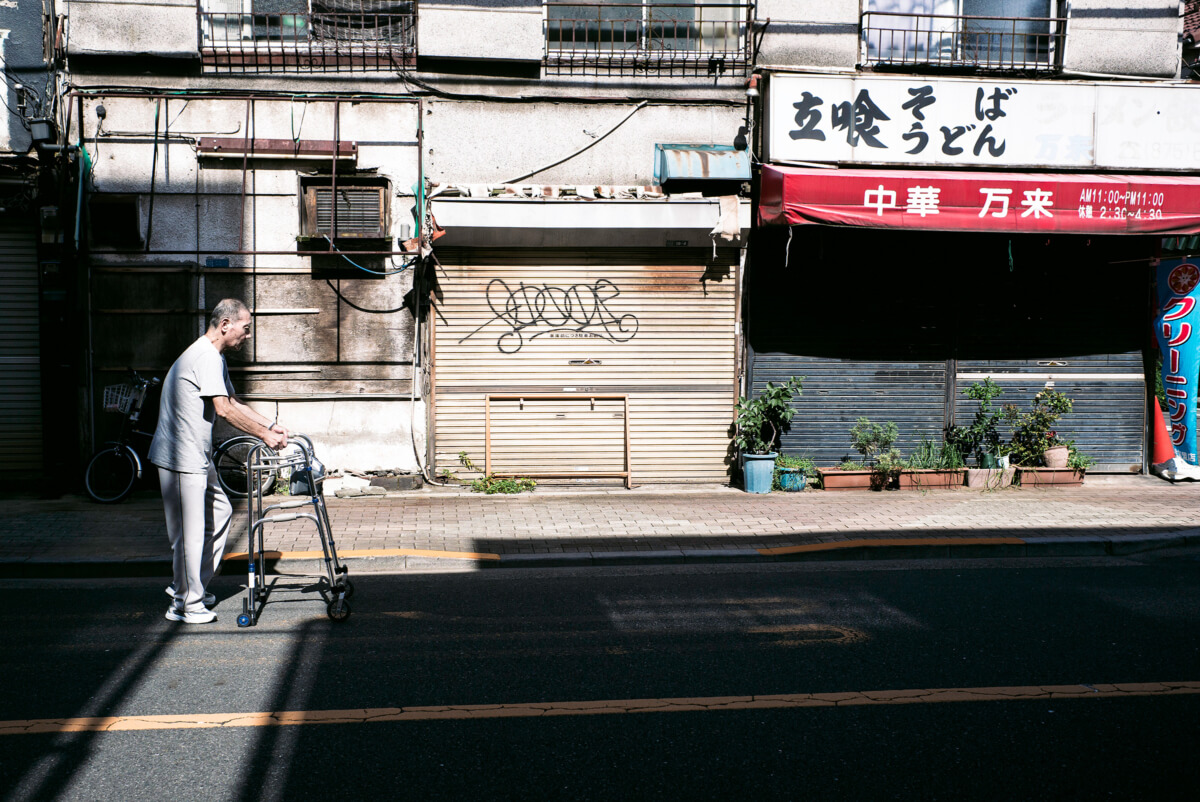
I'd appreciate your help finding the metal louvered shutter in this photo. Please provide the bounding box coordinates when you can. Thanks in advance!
[753,354,951,467]
[304,184,387,238]
[956,354,1146,472]
[432,248,739,484]
[0,218,43,473]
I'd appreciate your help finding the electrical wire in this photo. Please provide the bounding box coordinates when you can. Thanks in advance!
[322,235,414,276]
[323,279,409,314]
[501,101,648,184]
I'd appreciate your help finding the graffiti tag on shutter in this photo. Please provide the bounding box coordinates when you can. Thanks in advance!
[460,278,639,354]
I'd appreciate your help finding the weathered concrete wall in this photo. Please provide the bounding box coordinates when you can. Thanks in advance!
[2,0,48,155]
[80,96,425,471]
[65,0,199,58]
[1064,0,1183,78]
[241,399,426,473]
[419,0,543,62]
[756,0,862,70]
[423,101,746,185]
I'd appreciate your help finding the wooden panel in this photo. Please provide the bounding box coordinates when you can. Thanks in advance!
[433,255,738,484]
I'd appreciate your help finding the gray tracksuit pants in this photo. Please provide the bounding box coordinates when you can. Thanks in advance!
[159,464,232,613]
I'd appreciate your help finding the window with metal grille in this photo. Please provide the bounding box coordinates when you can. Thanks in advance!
[200,0,417,74]
[300,179,390,239]
[544,1,752,77]
[861,0,1066,71]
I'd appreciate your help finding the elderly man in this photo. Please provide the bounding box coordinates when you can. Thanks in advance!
[150,298,288,624]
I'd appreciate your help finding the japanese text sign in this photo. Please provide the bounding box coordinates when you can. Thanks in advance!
[767,75,1200,171]
[758,166,1200,235]
[1156,259,1200,465]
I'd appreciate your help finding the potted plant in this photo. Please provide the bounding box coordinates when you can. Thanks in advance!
[735,377,803,494]
[819,417,898,491]
[774,454,817,491]
[899,436,967,490]
[948,378,1015,489]
[1004,388,1087,486]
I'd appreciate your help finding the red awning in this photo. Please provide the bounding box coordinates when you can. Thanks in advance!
[759,165,1200,235]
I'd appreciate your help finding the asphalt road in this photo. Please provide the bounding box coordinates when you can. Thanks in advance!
[3,554,1200,801]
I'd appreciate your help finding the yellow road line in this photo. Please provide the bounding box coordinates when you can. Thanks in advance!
[4,681,1197,736]
[757,537,1026,556]
[222,548,501,562]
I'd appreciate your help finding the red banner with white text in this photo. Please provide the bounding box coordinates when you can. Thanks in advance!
[759,166,1200,234]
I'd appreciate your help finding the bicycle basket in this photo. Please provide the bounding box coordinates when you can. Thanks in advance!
[103,384,136,413]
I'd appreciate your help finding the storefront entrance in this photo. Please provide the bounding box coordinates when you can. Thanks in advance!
[747,226,1152,471]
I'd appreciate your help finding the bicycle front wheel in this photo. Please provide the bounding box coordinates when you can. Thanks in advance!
[214,437,277,499]
[84,446,140,503]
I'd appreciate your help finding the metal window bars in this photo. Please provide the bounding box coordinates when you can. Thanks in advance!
[860,11,1066,71]
[201,2,417,74]
[545,2,753,77]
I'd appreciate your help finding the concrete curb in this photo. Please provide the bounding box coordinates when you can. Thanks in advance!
[5,530,1199,578]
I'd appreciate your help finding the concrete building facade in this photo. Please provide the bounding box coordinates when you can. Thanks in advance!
[13,0,1200,487]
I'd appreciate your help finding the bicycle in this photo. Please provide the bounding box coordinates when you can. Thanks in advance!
[85,372,278,502]
[212,434,278,499]
[84,372,161,503]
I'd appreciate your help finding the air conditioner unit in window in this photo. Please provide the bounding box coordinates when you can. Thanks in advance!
[301,181,389,239]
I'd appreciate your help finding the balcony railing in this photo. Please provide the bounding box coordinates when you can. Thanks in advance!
[545,2,752,77]
[861,11,1066,71]
[201,5,416,73]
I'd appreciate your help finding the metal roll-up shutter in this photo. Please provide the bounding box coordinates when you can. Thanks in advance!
[432,248,739,484]
[956,353,1146,472]
[0,218,43,473]
[752,354,950,466]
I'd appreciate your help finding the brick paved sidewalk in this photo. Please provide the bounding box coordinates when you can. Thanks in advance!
[2,475,1198,575]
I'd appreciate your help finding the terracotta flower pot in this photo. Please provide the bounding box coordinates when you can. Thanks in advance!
[817,469,877,491]
[1018,467,1085,486]
[899,469,967,489]
[966,468,1016,489]
[1043,446,1070,469]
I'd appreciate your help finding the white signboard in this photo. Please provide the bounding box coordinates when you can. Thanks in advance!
[767,74,1200,171]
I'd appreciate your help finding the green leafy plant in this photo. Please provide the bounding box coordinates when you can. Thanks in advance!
[938,440,965,470]
[456,452,537,494]
[906,436,940,470]
[946,378,1005,466]
[734,377,804,456]
[849,417,898,465]
[837,459,866,471]
[872,447,904,489]
[1067,447,1095,471]
[1003,388,1074,467]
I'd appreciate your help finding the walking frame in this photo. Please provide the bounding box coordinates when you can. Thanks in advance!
[237,433,353,627]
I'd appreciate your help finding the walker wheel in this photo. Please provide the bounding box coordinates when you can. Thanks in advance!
[237,613,252,628]
[327,598,351,621]
[337,578,355,599]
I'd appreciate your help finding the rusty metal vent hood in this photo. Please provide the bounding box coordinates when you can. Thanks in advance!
[653,144,750,195]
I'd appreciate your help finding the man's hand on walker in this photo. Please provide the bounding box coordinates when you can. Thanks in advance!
[263,425,288,450]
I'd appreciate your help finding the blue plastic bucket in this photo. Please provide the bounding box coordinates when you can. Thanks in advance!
[743,453,777,494]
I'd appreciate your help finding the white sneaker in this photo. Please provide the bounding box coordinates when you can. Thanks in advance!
[165,606,217,624]
[166,587,216,606]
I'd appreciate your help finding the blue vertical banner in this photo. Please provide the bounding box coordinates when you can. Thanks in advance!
[1155,259,1200,464]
